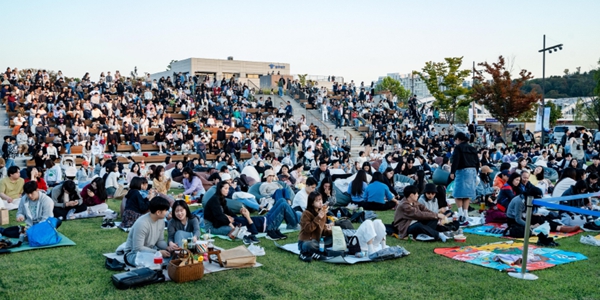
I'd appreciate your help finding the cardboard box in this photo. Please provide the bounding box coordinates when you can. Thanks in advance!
[0,209,8,225]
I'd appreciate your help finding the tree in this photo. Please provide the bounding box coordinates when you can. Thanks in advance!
[375,76,411,105]
[471,56,540,141]
[298,74,308,87]
[166,60,178,71]
[413,57,471,123]
[547,101,563,127]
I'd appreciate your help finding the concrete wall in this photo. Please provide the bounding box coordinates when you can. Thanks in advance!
[259,75,294,90]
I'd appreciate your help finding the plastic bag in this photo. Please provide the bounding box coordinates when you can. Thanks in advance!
[532,222,550,236]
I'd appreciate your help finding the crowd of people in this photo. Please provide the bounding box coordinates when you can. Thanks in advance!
[2,66,600,264]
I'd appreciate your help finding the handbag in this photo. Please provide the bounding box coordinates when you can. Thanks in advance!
[219,246,256,269]
[368,246,410,261]
[345,235,361,255]
[27,217,62,247]
[331,226,347,251]
[168,249,204,283]
[105,257,126,271]
[111,267,165,289]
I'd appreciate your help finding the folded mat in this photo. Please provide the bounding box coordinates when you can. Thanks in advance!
[1,233,75,253]
[211,224,298,241]
[103,248,262,281]
[435,241,587,272]
[462,223,583,242]
[275,242,373,264]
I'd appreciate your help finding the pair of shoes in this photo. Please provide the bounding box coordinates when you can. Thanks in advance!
[101,218,117,229]
[275,229,287,240]
[266,230,287,241]
[66,209,76,220]
[580,235,600,247]
[299,252,313,262]
[243,235,260,245]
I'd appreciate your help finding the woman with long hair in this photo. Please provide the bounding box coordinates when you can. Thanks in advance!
[552,168,577,197]
[120,177,156,229]
[167,200,200,249]
[348,170,368,204]
[317,176,336,206]
[181,167,205,200]
[75,177,110,218]
[362,172,398,210]
[496,172,522,212]
[151,165,172,196]
[24,166,48,192]
[127,163,141,184]
[51,180,86,220]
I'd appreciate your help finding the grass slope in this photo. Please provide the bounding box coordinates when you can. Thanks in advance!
[1,196,598,300]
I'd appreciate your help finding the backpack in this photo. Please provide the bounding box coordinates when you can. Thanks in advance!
[27,217,62,247]
[112,268,165,290]
[345,236,361,255]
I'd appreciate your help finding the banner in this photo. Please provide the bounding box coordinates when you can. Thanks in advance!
[535,107,551,131]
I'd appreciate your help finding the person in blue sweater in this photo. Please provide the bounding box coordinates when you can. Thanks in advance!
[347,170,368,204]
[362,172,398,210]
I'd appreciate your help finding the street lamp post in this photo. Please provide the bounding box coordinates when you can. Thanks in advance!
[538,34,563,146]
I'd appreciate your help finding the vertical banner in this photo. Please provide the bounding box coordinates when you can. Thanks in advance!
[468,108,473,124]
[543,107,551,131]
[535,106,543,131]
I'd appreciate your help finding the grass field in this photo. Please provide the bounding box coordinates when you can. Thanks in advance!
[1,194,599,300]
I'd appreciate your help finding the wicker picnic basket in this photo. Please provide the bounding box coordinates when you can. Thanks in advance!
[167,249,204,283]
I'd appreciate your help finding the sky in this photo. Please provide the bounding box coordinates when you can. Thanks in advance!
[3,0,599,84]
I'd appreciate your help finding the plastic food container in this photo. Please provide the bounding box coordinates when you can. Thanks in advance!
[454,235,467,243]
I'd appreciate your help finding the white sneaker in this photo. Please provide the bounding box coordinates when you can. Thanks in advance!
[580,235,600,247]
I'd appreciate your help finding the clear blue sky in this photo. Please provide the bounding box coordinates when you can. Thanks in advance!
[3,0,599,84]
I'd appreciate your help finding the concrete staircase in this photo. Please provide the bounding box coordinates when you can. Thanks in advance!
[271,94,365,158]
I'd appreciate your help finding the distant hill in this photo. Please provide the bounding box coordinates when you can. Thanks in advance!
[521,69,598,98]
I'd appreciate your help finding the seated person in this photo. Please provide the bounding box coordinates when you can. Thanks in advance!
[418,183,449,215]
[78,177,109,217]
[496,173,522,212]
[362,172,398,210]
[50,180,86,220]
[167,200,201,249]
[505,187,579,245]
[181,167,205,200]
[151,165,172,198]
[120,177,156,229]
[317,177,336,207]
[259,169,291,202]
[121,196,173,267]
[347,170,368,204]
[392,185,449,242]
[16,181,55,227]
[205,181,299,241]
[24,166,48,192]
[292,177,318,213]
[0,166,24,210]
[476,166,498,207]
[560,180,590,208]
[298,191,388,262]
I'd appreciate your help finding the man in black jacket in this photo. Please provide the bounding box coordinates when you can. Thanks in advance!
[450,132,479,225]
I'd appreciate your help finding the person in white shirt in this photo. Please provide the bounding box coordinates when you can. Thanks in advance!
[104,162,120,197]
[16,129,28,156]
[292,177,318,213]
[144,88,153,100]
[321,101,329,121]
[91,140,104,166]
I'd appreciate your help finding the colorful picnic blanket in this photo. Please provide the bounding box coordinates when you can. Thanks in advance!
[462,223,582,243]
[434,241,587,272]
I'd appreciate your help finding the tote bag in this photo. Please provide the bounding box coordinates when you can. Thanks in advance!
[27,217,62,247]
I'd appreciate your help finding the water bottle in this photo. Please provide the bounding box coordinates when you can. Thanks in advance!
[319,237,325,252]
[336,210,341,219]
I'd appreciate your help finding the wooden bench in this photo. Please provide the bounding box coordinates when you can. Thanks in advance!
[358,126,369,132]
[117,144,160,152]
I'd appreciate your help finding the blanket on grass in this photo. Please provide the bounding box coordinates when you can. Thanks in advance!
[1,233,75,253]
[434,241,587,272]
[103,249,262,281]
[275,242,373,264]
[463,223,583,242]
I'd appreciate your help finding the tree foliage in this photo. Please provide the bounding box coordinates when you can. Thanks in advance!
[547,102,563,127]
[166,60,178,71]
[298,74,308,87]
[471,56,540,139]
[521,68,598,98]
[376,76,411,104]
[413,57,471,123]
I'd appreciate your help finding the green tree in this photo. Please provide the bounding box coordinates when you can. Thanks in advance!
[547,102,563,127]
[413,57,471,123]
[455,106,469,124]
[471,56,540,141]
[298,74,308,87]
[166,60,178,71]
[376,76,411,106]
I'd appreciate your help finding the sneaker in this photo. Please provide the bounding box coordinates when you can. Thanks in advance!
[249,235,260,244]
[101,218,117,229]
[310,252,327,261]
[265,230,281,241]
[258,208,268,216]
[299,252,312,262]
[66,209,76,220]
[275,229,287,240]
[580,235,600,247]
[242,235,253,245]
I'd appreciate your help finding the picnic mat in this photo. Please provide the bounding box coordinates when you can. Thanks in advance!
[1,233,76,253]
[275,242,372,264]
[212,224,298,241]
[462,223,583,242]
[434,241,587,272]
[103,250,262,281]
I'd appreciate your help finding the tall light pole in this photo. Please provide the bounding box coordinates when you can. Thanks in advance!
[538,34,563,145]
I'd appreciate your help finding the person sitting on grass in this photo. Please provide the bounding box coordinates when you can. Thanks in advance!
[205,181,299,243]
[347,170,368,205]
[181,167,205,201]
[103,162,120,198]
[0,166,24,210]
[496,172,522,212]
[167,200,200,249]
[79,177,109,215]
[122,196,173,267]
[292,177,318,213]
[362,172,398,210]
[259,169,292,205]
[24,166,48,193]
[120,177,156,229]
[505,186,579,246]
[392,185,449,242]
[51,180,86,220]
[16,181,55,227]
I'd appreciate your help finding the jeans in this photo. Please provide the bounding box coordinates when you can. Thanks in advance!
[264,197,299,230]
[5,158,15,169]
[65,143,71,154]
[237,198,260,211]
[298,237,332,254]
[8,102,16,112]
[278,87,283,97]
[106,187,117,197]
[407,219,443,240]
[204,220,232,236]
[132,142,141,152]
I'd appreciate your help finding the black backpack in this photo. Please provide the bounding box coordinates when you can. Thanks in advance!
[112,268,165,290]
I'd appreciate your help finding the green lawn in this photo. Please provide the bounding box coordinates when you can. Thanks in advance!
[1,195,599,300]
